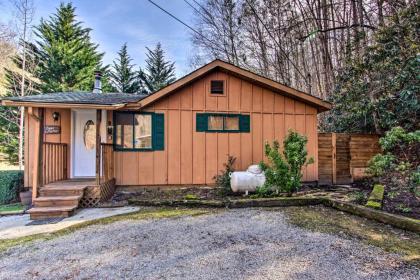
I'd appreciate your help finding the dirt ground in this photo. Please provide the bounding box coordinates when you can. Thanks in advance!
[0,207,418,280]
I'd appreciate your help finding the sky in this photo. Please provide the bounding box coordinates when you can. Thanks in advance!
[0,0,197,77]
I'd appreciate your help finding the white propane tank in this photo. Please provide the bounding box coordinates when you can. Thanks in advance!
[230,165,266,193]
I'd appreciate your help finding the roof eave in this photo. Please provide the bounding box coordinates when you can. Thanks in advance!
[1,99,127,110]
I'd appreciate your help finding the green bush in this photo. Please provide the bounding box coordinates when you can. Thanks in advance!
[0,170,24,205]
[258,131,314,196]
[368,127,419,180]
[367,154,396,177]
[213,156,236,196]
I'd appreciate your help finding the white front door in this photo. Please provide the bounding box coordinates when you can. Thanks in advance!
[72,109,97,177]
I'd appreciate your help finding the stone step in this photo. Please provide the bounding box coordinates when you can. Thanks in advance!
[39,186,86,197]
[33,195,82,208]
[27,206,77,220]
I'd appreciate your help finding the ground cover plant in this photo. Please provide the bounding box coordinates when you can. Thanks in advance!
[0,203,23,214]
[257,131,314,196]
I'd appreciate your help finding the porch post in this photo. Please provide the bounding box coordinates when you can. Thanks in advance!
[96,109,102,185]
[31,107,44,201]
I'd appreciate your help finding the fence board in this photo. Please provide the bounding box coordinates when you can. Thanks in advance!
[318,133,380,185]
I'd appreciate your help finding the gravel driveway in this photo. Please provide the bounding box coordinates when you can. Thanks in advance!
[0,208,418,279]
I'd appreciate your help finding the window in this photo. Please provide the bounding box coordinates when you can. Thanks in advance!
[196,113,250,133]
[224,116,239,130]
[208,115,224,130]
[113,112,164,151]
[210,80,224,94]
[134,114,152,149]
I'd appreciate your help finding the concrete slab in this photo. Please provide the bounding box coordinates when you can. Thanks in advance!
[0,206,140,240]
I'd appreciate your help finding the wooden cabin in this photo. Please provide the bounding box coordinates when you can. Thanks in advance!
[1,60,331,219]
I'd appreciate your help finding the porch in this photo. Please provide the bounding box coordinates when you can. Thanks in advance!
[27,107,116,220]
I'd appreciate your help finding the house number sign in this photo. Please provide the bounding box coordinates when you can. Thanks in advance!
[44,125,61,134]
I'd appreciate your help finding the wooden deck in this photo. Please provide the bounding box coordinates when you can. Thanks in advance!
[28,178,115,220]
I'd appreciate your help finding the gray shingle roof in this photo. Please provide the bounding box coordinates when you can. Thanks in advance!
[4,92,147,105]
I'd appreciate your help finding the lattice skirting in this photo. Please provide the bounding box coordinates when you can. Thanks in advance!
[79,178,116,208]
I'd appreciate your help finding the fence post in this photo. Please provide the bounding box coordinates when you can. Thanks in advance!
[332,132,337,185]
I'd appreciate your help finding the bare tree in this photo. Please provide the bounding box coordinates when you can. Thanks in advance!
[189,0,406,101]
[12,0,35,170]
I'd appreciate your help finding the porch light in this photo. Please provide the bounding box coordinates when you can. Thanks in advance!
[52,111,60,121]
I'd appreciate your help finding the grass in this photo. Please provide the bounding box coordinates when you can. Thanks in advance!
[0,203,24,214]
[282,205,420,267]
[0,207,211,253]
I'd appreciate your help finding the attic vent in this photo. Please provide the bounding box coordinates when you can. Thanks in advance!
[210,80,224,94]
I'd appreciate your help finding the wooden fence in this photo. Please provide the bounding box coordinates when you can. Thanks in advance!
[43,142,68,185]
[318,133,381,185]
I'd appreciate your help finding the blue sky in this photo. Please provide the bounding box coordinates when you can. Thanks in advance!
[0,0,197,76]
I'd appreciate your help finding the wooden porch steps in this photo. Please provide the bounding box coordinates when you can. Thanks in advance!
[27,206,77,220]
[39,185,86,197]
[33,195,82,207]
[29,183,88,220]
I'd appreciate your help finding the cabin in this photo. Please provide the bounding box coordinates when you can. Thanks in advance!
[1,60,331,219]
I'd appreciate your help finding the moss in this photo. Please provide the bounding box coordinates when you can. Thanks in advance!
[366,200,381,209]
[184,194,198,200]
[366,184,385,209]
[370,184,385,201]
[282,206,420,267]
[0,208,211,253]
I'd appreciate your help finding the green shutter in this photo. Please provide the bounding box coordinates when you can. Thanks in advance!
[239,115,250,132]
[152,113,164,150]
[196,113,208,132]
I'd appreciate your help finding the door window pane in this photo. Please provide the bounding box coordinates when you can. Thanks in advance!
[208,115,224,130]
[224,116,239,130]
[134,114,152,148]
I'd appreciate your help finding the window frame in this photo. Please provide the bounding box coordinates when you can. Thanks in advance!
[197,113,249,133]
[209,80,226,96]
[113,111,154,151]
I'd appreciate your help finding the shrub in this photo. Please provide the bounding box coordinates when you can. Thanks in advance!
[367,127,419,182]
[367,154,396,177]
[213,156,236,196]
[0,170,24,205]
[258,131,314,196]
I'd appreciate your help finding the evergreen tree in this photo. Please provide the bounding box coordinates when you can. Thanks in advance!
[34,3,106,92]
[110,43,141,93]
[139,43,176,93]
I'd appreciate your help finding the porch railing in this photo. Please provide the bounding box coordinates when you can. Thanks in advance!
[43,142,68,185]
[100,143,114,183]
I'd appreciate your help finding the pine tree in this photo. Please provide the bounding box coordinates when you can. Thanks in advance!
[110,43,141,93]
[139,43,176,93]
[34,3,106,92]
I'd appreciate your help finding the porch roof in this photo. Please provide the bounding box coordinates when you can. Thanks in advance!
[1,92,147,109]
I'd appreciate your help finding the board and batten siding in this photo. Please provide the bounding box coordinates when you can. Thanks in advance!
[24,108,71,187]
[112,71,319,186]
